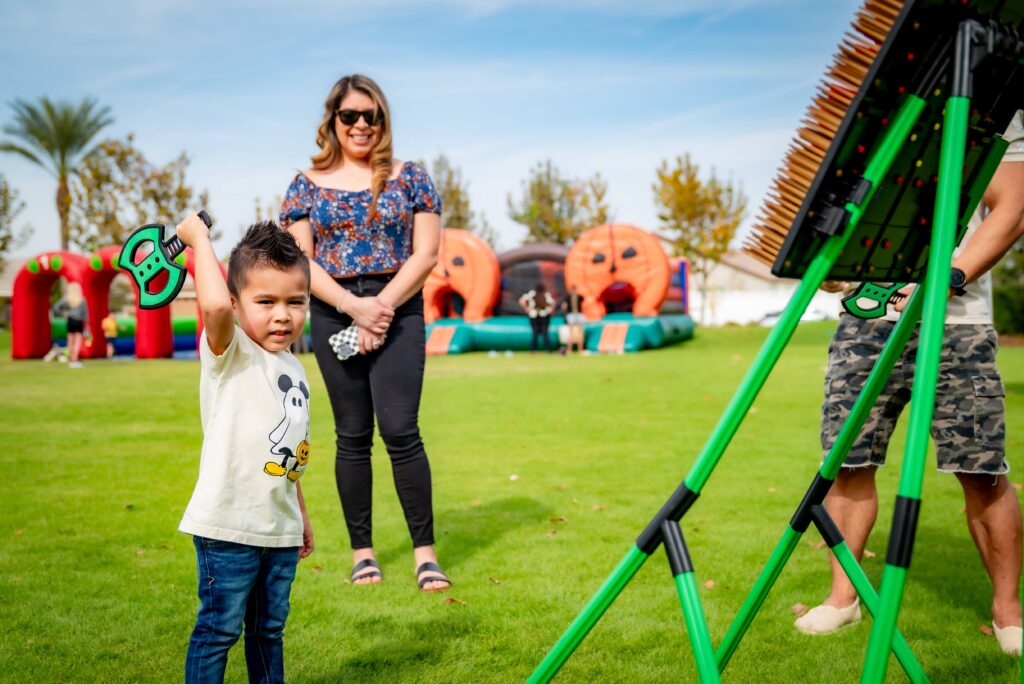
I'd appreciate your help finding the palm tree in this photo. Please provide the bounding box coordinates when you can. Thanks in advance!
[0,97,113,251]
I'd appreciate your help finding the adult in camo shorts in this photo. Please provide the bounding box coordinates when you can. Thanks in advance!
[795,112,1024,656]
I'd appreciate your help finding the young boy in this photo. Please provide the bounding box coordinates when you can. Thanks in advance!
[175,215,314,683]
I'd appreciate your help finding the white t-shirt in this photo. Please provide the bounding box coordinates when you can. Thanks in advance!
[179,326,311,547]
[848,112,1024,324]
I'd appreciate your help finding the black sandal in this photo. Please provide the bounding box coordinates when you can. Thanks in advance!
[351,558,382,584]
[416,562,451,592]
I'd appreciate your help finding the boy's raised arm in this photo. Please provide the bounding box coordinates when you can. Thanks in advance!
[177,213,234,355]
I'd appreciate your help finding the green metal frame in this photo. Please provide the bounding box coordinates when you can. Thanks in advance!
[529,41,1017,680]
[528,94,928,684]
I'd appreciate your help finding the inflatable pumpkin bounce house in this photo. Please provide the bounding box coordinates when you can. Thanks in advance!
[12,224,692,359]
[422,224,694,354]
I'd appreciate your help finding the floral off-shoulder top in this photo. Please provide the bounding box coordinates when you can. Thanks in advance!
[279,161,442,277]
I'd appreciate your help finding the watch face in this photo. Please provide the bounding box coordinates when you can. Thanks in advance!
[950,268,967,289]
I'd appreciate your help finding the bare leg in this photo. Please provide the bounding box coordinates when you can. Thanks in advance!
[68,333,81,363]
[823,466,879,608]
[956,473,1023,628]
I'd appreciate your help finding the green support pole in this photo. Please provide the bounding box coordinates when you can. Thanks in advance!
[832,541,929,684]
[528,94,925,684]
[527,546,648,684]
[662,520,720,683]
[674,573,720,683]
[860,95,970,684]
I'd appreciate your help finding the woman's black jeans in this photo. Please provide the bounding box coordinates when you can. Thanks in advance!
[529,315,553,352]
[310,274,434,549]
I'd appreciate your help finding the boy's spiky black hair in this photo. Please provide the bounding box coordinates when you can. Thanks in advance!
[227,221,310,296]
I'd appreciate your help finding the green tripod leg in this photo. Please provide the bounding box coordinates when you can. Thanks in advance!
[527,94,925,684]
[662,520,720,683]
[860,93,970,684]
[812,507,929,683]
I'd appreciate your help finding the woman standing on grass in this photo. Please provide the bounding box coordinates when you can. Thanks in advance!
[280,74,450,591]
[519,283,555,353]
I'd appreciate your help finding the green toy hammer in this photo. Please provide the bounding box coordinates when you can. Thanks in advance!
[841,281,908,319]
[117,210,212,309]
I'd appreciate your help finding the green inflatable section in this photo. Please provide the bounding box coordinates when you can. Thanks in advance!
[50,316,313,340]
[425,314,694,354]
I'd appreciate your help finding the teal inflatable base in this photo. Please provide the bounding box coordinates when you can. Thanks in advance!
[426,313,695,354]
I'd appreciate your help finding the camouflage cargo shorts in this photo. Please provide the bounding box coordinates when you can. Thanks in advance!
[822,315,1007,474]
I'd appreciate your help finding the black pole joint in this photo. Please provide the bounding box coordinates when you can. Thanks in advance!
[790,473,835,533]
[636,484,699,554]
[885,496,921,569]
[810,505,846,549]
[661,520,694,576]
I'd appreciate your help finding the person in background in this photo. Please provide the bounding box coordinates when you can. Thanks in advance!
[563,284,585,354]
[55,282,88,368]
[520,282,555,353]
[101,313,118,358]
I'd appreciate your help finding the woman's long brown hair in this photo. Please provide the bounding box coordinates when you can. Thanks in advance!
[311,74,394,222]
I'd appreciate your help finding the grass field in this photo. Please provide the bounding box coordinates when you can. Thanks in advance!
[2,321,1023,683]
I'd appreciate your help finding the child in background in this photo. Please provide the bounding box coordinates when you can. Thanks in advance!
[175,215,314,684]
[100,313,117,358]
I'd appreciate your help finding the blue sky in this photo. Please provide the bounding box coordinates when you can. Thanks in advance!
[0,0,862,257]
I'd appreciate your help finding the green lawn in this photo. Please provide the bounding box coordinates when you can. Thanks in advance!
[1,322,1022,683]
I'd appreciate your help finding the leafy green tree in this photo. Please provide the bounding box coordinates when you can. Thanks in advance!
[0,173,31,270]
[507,160,610,244]
[653,153,746,324]
[0,97,113,251]
[68,134,211,252]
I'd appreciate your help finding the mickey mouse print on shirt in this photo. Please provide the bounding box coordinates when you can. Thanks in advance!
[264,374,310,482]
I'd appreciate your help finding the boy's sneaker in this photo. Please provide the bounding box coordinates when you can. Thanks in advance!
[794,599,861,634]
[994,623,1023,656]
[69,361,83,369]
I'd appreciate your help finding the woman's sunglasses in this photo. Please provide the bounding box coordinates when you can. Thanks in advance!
[336,109,385,126]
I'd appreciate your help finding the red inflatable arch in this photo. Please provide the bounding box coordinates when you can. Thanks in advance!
[11,245,226,360]
[422,229,500,323]
[564,223,670,320]
[12,252,97,359]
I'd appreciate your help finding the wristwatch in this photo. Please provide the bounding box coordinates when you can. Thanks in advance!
[949,267,967,296]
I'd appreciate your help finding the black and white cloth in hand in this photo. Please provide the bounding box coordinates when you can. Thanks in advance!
[328,324,385,362]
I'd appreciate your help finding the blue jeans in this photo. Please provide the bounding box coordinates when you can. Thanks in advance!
[185,536,299,684]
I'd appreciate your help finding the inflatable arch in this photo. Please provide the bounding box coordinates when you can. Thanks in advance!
[423,229,500,323]
[11,246,225,359]
[12,252,97,359]
[565,223,671,320]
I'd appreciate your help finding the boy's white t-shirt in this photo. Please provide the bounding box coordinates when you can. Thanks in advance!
[855,112,1024,324]
[179,326,311,547]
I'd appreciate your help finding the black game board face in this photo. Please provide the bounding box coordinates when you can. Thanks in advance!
[770,0,1024,283]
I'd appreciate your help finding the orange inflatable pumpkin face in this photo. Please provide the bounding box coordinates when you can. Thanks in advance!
[422,229,501,323]
[564,224,670,320]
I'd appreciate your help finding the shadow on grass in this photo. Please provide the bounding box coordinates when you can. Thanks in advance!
[375,495,553,574]
[307,496,550,683]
